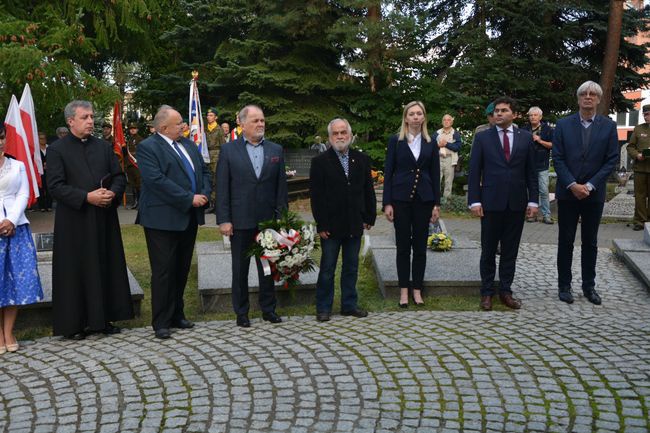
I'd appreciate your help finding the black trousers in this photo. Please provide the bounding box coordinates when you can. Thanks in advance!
[393,199,434,289]
[145,215,198,331]
[480,210,525,296]
[557,199,604,292]
[230,229,277,316]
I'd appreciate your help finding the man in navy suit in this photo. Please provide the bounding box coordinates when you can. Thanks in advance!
[216,105,288,327]
[137,105,211,339]
[468,96,538,311]
[552,81,618,305]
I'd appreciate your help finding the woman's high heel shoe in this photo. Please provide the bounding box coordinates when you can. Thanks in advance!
[412,290,425,306]
[6,342,18,352]
[398,302,408,308]
[0,345,6,355]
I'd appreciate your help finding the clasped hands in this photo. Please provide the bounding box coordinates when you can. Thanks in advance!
[87,188,115,208]
[0,219,15,237]
[384,204,440,224]
[470,205,538,220]
[570,183,591,200]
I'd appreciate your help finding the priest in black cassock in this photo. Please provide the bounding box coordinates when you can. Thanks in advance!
[47,100,134,340]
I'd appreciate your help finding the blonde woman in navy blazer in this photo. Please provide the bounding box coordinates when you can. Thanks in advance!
[383,101,441,307]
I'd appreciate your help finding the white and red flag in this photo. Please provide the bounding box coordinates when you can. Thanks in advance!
[18,84,43,180]
[4,95,40,206]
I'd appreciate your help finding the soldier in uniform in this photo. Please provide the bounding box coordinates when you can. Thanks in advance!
[101,122,113,143]
[146,121,156,136]
[627,104,650,230]
[125,122,143,209]
[205,107,226,211]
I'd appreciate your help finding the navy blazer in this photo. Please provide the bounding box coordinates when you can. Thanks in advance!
[310,148,377,238]
[467,126,538,212]
[136,134,211,231]
[552,113,618,203]
[216,137,288,230]
[382,134,440,206]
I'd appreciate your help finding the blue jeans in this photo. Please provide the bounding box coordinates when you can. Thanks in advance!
[538,169,550,218]
[316,236,361,313]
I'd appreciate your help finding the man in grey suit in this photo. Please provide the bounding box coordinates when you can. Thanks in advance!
[216,105,288,327]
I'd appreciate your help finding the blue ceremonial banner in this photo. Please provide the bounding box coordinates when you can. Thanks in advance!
[188,72,210,163]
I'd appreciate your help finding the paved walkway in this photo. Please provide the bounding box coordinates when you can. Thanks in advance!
[3,204,649,432]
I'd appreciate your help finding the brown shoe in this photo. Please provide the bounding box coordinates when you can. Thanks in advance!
[480,296,493,311]
[499,293,522,309]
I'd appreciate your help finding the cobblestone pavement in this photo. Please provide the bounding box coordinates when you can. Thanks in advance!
[2,242,650,433]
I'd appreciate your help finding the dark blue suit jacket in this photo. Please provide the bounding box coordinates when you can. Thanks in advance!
[216,137,288,230]
[552,113,618,203]
[136,134,211,230]
[467,126,538,212]
[382,134,440,206]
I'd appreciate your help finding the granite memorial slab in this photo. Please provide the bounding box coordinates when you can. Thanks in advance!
[370,234,493,298]
[15,251,144,329]
[197,241,318,312]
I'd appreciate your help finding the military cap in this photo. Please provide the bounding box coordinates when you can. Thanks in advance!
[128,122,138,128]
[206,107,218,116]
[643,104,650,113]
[102,122,112,128]
[485,102,495,116]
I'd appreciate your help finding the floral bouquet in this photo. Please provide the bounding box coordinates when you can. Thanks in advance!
[285,165,297,178]
[371,169,384,185]
[427,233,453,252]
[248,210,318,288]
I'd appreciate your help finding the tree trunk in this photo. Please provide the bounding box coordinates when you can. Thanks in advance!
[367,1,382,93]
[599,0,624,115]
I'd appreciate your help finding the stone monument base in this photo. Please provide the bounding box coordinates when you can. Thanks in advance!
[613,223,650,288]
[197,241,318,313]
[15,250,144,330]
[369,234,496,298]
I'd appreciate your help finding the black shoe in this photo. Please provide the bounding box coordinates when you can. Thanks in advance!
[583,289,602,305]
[262,312,283,323]
[398,302,408,309]
[633,224,644,231]
[316,312,331,322]
[101,323,121,335]
[236,315,251,328]
[558,290,574,304]
[155,328,171,339]
[341,308,368,318]
[412,291,425,306]
[171,319,195,329]
[64,332,86,341]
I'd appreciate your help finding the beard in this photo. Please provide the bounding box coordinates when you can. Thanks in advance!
[330,139,351,152]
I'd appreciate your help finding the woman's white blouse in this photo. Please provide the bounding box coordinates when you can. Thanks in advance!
[0,159,30,226]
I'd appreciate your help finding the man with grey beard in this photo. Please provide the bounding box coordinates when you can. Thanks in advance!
[309,118,377,322]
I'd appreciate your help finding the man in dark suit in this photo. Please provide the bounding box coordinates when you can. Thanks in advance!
[137,105,211,339]
[216,105,288,328]
[468,96,539,311]
[552,81,618,305]
[310,118,376,322]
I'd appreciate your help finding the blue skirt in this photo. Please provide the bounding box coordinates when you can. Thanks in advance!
[0,224,44,307]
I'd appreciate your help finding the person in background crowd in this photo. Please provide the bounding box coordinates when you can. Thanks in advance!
[47,100,133,340]
[37,132,52,212]
[626,104,650,231]
[310,118,376,322]
[0,124,44,354]
[552,81,618,306]
[147,121,156,136]
[55,127,68,140]
[101,122,113,143]
[221,122,230,140]
[523,106,554,224]
[436,114,462,201]
[474,102,496,135]
[182,120,190,139]
[383,101,441,308]
[205,107,226,213]
[310,135,327,153]
[229,114,242,142]
[125,122,142,210]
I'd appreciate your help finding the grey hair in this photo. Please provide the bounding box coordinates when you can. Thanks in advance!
[327,118,352,136]
[576,81,603,98]
[442,114,454,121]
[64,100,93,121]
[239,105,263,123]
[152,105,176,130]
[55,127,68,135]
[527,106,543,115]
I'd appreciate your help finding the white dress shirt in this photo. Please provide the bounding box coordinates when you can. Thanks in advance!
[407,133,421,160]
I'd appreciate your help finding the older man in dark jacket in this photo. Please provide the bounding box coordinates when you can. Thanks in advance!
[310,118,376,322]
